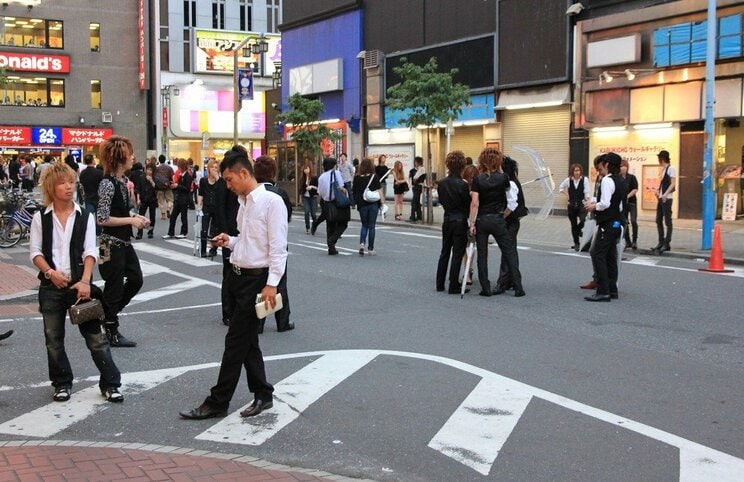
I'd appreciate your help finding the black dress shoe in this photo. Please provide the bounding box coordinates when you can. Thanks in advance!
[513,289,526,297]
[492,285,506,295]
[240,399,273,418]
[658,245,670,254]
[436,286,445,292]
[0,330,13,341]
[328,247,339,255]
[179,403,227,420]
[479,290,492,297]
[610,292,619,299]
[584,294,611,302]
[277,322,295,332]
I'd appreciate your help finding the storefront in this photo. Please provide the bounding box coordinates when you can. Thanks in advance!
[0,125,114,164]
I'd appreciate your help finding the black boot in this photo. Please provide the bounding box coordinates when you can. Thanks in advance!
[105,326,137,347]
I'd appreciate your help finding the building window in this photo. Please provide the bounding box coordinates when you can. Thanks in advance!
[240,0,253,32]
[212,0,225,29]
[266,0,280,33]
[183,0,195,27]
[90,80,101,109]
[89,23,100,52]
[0,77,64,107]
[654,14,744,67]
[0,16,63,49]
[183,28,191,72]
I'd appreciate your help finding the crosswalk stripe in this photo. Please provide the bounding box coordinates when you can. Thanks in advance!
[130,278,207,303]
[134,243,217,267]
[195,351,378,445]
[625,256,660,266]
[428,376,533,475]
[287,241,351,255]
[0,363,219,438]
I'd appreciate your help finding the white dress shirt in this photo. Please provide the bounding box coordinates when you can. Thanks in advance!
[227,184,288,286]
[558,176,590,198]
[507,181,519,212]
[29,204,98,276]
[317,169,342,201]
[595,174,617,212]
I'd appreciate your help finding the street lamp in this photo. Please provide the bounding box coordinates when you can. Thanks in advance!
[233,34,269,147]
[272,61,282,89]
[160,85,179,154]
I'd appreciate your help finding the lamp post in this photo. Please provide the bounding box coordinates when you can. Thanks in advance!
[232,34,269,147]
[160,85,179,155]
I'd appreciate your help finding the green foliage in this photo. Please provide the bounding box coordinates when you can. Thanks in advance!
[276,93,341,160]
[386,57,471,128]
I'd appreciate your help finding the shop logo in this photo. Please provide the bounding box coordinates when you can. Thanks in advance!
[32,127,62,145]
[0,52,70,73]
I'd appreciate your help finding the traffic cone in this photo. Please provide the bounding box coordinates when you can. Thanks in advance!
[699,225,734,273]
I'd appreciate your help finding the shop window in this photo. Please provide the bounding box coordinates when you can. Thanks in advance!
[90,80,101,109]
[89,23,100,52]
[719,14,743,59]
[0,77,64,107]
[654,14,744,67]
[0,16,63,49]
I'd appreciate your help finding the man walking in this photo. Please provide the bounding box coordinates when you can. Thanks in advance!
[652,150,675,254]
[338,153,355,207]
[620,159,639,250]
[154,155,174,220]
[317,158,349,255]
[180,145,287,420]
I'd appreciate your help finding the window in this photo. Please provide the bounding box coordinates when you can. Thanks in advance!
[89,23,100,52]
[0,77,65,107]
[654,14,744,67]
[266,0,280,33]
[183,0,195,27]
[212,0,225,29]
[0,16,63,49]
[90,80,101,109]
[240,0,253,32]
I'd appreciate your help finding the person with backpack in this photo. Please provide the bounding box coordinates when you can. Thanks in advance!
[154,155,174,220]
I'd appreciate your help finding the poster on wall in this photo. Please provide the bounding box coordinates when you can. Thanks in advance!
[366,144,416,176]
[722,193,738,221]
[642,165,662,211]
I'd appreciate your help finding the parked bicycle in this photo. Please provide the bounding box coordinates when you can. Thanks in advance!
[0,189,41,248]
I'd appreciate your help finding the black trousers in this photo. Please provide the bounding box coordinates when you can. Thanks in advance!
[567,204,586,246]
[411,186,423,221]
[497,217,521,289]
[137,199,157,237]
[436,218,468,291]
[475,214,522,293]
[590,223,620,295]
[167,202,189,236]
[324,203,348,249]
[260,263,291,330]
[200,211,217,254]
[312,199,327,232]
[656,198,673,248]
[623,203,638,245]
[221,248,234,323]
[205,269,273,410]
[98,244,143,331]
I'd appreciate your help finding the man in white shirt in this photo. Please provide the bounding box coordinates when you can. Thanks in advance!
[653,150,675,254]
[180,146,288,420]
[317,157,349,255]
[337,153,355,206]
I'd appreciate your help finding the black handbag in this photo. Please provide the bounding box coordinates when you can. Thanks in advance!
[331,171,351,208]
[68,298,105,325]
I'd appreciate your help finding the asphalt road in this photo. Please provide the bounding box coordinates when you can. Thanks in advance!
[1,212,743,481]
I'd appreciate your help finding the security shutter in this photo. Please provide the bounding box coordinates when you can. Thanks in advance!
[502,106,571,211]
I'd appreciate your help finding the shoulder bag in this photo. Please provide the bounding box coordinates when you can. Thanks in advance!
[363,174,381,202]
[331,171,351,208]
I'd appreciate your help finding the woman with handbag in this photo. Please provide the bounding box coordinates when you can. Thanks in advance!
[299,162,319,234]
[391,160,408,221]
[353,158,384,256]
[30,162,123,403]
[558,164,590,251]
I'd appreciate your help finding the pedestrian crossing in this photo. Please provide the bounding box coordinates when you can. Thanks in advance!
[1,349,742,480]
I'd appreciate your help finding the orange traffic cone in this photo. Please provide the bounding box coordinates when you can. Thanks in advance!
[699,225,734,273]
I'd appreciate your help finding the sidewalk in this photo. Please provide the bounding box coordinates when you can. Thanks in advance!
[0,440,365,481]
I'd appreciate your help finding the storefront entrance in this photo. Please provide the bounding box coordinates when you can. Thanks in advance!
[678,131,704,219]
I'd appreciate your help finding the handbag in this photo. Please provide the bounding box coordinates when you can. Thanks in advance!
[363,174,381,202]
[68,298,105,325]
[331,171,351,208]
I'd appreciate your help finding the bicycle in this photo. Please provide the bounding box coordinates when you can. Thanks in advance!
[0,190,41,248]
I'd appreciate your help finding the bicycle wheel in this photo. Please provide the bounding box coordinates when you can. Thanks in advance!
[0,218,23,248]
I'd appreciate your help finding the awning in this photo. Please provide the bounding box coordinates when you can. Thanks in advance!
[495,84,571,111]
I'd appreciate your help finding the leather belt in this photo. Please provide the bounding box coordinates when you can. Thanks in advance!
[231,265,268,276]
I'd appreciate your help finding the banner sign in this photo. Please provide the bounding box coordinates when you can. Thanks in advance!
[138,0,146,89]
[0,126,31,145]
[0,51,70,73]
[238,68,253,100]
[32,127,62,145]
[62,128,113,145]
[193,29,281,76]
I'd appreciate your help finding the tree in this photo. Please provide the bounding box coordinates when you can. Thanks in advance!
[386,56,470,224]
[276,93,342,163]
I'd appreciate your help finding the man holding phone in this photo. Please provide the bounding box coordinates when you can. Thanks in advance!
[180,145,288,420]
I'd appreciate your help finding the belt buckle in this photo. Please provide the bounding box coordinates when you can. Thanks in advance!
[232,264,241,275]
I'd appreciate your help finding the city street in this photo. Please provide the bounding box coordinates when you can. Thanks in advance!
[1,213,743,481]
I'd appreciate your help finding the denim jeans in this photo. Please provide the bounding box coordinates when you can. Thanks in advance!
[39,285,121,390]
[303,196,318,230]
[359,203,380,250]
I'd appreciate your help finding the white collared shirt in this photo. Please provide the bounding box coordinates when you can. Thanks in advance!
[227,184,288,286]
[29,204,98,276]
[317,168,341,201]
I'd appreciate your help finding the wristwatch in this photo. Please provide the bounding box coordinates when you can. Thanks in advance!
[44,269,53,279]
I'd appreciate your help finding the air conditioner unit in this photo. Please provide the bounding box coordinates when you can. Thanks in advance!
[364,50,383,70]
[101,111,113,123]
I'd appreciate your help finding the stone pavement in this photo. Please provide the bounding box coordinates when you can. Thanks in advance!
[0,440,368,482]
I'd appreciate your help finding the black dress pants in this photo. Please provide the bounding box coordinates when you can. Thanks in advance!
[200,211,217,255]
[221,248,234,323]
[590,223,620,296]
[656,198,673,248]
[137,199,157,236]
[411,186,423,221]
[324,203,348,249]
[260,263,291,330]
[98,244,143,332]
[436,217,468,291]
[497,217,521,289]
[567,204,586,246]
[205,269,274,410]
[167,202,189,236]
[475,214,522,293]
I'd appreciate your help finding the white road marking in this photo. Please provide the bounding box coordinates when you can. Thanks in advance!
[134,243,217,267]
[287,241,352,255]
[196,351,378,445]
[121,302,221,317]
[0,362,219,437]
[129,278,208,303]
[428,376,533,475]
[386,231,441,239]
[626,256,660,266]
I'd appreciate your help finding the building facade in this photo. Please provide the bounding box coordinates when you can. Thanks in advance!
[0,0,147,162]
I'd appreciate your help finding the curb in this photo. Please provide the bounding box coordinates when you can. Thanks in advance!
[0,439,377,482]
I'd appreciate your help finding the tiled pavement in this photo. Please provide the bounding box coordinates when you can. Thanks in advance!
[0,441,370,482]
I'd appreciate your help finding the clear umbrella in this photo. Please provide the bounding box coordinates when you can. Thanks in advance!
[512,145,556,220]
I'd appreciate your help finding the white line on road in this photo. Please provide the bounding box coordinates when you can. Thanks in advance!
[134,243,217,267]
[625,256,661,266]
[428,376,533,475]
[129,278,208,303]
[287,241,352,255]
[195,351,378,445]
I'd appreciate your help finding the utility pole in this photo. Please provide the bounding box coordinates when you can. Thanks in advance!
[701,0,716,250]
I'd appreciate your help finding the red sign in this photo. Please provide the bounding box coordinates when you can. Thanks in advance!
[62,128,113,145]
[138,0,146,90]
[0,51,70,73]
[0,126,31,145]
[162,107,168,130]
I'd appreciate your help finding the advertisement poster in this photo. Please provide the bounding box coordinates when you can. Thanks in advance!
[722,193,738,221]
[642,165,661,211]
[366,144,416,176]
[193,29,281,76]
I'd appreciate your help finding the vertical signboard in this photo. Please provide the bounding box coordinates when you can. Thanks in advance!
[138,0,146,90]
[238,68,254,100]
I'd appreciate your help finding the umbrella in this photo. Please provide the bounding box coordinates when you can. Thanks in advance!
[193,212,202,257]
[461,238,476,299]
[512,145,556,220]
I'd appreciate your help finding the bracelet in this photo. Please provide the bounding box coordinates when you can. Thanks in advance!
[80,280,90,285]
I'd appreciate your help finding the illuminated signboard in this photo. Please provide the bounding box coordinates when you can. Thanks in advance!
[0,126,31,145]
[0,51,70,73]
[138,0,146,89]
[32,127,62,145]
[193,29,281,76]
[62,128,113,145]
